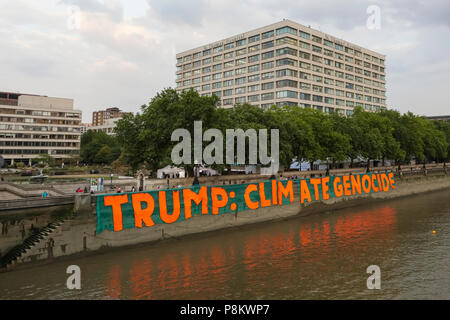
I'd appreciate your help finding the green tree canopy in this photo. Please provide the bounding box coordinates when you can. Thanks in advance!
[80,130,121,165]
[113,88,450,174]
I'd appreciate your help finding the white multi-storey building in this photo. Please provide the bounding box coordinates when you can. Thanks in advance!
[176,20,387,115]
[0,92,82,166]
[86,117,122,135]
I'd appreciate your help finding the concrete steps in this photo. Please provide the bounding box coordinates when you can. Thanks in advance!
[0,218,66,270]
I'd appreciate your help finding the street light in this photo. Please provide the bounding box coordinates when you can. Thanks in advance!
[193,159,200,185]
[269,158,276,180]
[326,158,330,176]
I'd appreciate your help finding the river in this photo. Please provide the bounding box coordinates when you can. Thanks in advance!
[1,188,450,299]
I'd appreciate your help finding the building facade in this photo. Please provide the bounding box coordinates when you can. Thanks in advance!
[0,92,82,165]
[92,107,130,126]
[87,117,122,135]
[176,20,387,115]
[427,115,450,122]
[80,123,92,135]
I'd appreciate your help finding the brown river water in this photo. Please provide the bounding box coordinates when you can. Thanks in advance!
[1,188,450,299]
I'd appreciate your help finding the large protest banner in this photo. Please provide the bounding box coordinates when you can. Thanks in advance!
[96,172,395,234]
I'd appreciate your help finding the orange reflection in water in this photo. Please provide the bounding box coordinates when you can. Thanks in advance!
[129,259,152,299]
[104,205,397,299]
[156,252,179,291]
[181,252,192,288]
[105,264,121,299]
[333,206,397,243]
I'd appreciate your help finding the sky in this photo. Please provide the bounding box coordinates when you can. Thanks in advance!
[0,0,449,123]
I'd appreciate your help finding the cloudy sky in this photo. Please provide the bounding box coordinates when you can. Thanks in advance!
[0,0,449,122]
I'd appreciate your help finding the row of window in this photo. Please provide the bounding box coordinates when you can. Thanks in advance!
[192,79,385,97]
[177,26,384,66]
[0,149,75,155]
[203,89,384,104]
[0,117,81,126]
[217,97,384,112]
[0,108,81,119]
[179,41,385,74]
[0,141,78,147]
[179,48,385,75]
[179,57,384,81]
[0,124,82,132]
[178,69,386,91]
[179,63,385,86]
[0,134,79,140]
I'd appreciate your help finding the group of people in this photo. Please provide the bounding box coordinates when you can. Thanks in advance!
[75,187,88,193]
[115,185,138,193]
[74,185,140,194]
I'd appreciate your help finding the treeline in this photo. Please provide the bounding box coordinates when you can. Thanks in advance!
[80,130,122,165]
[84,89,450,173]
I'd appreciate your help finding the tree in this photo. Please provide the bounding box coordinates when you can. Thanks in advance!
[115,88,219,175]
[95,145,113,164]
[419,117,448,162]
[80,130,121,165]
[113,87,450,174]
[351,107,384,167]
[35,153,55,167]
[434,121,450,161]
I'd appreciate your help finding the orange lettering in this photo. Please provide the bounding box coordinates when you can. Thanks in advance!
[183,186,208,219]
[333,177,343,197]
[381,173,390,192]
[362,174,372,194]
[244,184,259,210]
[309,178,321,201]
[259,182,271,207]
[278,180,294,204]
[211,187,229,214]
[322,176,330,200]
[104,194,129,231]
[159,191,180,224]
[377,174,382,191]
[271,179,278,205]
[351,174,362,195]
[343,175,352,196]
[300,179,312,203]
[388,172,396,190]
[371,174,379,192]
[131,193,155,228]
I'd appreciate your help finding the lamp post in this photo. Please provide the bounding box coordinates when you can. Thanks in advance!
[326,158,330,176]
[269,158,276,180]
[193,159,200,185]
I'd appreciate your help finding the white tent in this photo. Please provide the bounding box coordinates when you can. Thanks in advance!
[199,166,218,176]
[157,165,185,179]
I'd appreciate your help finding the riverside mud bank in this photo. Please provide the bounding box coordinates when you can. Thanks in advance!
[1,171,450,272]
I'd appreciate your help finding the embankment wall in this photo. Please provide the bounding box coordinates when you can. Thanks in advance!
[3,172,450,271]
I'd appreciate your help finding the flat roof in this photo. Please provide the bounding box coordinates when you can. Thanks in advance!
[176,19,386,58]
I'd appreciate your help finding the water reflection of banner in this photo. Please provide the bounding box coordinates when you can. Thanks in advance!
[96,172,395,234]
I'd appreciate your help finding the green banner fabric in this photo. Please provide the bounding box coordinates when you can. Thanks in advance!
[96,172,395,234]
